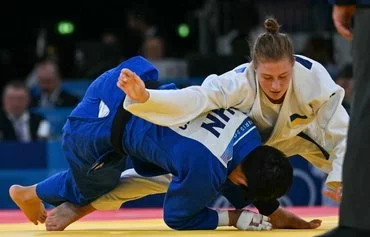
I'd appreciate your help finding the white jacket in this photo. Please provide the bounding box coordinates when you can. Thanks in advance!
[124,55,349,189]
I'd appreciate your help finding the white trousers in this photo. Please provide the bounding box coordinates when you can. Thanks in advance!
[91,169,171,210]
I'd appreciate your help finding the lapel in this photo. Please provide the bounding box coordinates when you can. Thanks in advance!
[249,73,293,143]
[266,80,293,143]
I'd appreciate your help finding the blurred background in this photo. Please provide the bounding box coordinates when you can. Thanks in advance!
[0,0,352,209]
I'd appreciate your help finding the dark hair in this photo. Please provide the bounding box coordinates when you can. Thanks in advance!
[2,80,28,94]
[36,57,62,80]
[241,145,293,200]
[252,17,294,67]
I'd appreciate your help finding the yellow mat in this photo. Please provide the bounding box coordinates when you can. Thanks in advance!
[0,216,338,237]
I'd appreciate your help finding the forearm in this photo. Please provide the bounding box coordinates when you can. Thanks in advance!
[316,93,348,187]
[325,136,346,186]
[326,154,344,190]
[124,86,217,126]
[324,119,348,188]
[217,210,241,227]
[123,72,250,126]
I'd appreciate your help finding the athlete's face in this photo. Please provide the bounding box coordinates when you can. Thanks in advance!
[255,58,293,104]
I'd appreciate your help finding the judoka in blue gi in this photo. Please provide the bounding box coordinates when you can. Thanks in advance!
[9,56,293,231]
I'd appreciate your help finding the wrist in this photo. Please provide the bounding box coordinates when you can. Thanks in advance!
[228,210,243,227]
[141,89,150,103]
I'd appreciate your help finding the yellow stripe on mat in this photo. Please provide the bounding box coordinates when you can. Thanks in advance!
[0,216,338,237]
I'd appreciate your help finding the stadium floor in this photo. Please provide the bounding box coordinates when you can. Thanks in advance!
[0,207,338,237]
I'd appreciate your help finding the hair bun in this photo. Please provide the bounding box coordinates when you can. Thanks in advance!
[264,17,280,34]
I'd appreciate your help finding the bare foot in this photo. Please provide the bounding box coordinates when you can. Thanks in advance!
[9,184,47,225]
[46,202,95,231]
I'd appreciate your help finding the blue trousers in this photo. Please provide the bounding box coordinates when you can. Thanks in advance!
[36,69,127,207]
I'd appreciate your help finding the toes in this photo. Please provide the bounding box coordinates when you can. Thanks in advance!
[48,209,57,216]
[46,223,65,231]
[45,216,55,225]
[39,214,47,223]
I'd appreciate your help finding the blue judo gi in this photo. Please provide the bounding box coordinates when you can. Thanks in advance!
[36,56,158,206]
[120,106,275,230]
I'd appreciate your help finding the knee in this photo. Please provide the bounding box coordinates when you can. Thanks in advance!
[163,214,188,230]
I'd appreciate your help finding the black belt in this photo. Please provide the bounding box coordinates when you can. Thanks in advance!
[110,80,161,155]
[297,132,330,160]
[111,99,132,155]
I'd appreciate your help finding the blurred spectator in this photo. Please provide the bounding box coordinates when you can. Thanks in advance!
[30,58,79,108]
[140,36,189,79]
[127,6,159,40]
[74,31,123,78]
[101,31,120,46]
[0,80,50,142]
[141,36,166,61]
[335,63,353,115]
[141,36,188,79]
[217,0,260,58]
[125,5,172,58]
[302,35,337,78]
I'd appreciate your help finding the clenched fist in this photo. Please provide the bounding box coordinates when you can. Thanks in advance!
[117,68,150,103]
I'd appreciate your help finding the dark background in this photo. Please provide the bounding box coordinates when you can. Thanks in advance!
[0,0,335,86]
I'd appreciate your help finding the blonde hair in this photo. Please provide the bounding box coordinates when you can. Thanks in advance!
[252,17,294,67]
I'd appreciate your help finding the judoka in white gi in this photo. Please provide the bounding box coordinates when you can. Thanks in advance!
[120,17,348,200]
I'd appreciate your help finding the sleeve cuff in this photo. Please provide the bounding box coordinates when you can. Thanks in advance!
[123,96,140,109]
[217,210,229,226]
[325,171,342,190]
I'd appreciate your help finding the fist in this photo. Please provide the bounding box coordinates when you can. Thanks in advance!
[117,68,149,103]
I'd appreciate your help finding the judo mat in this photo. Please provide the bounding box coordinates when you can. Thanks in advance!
[0,207,338,237]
